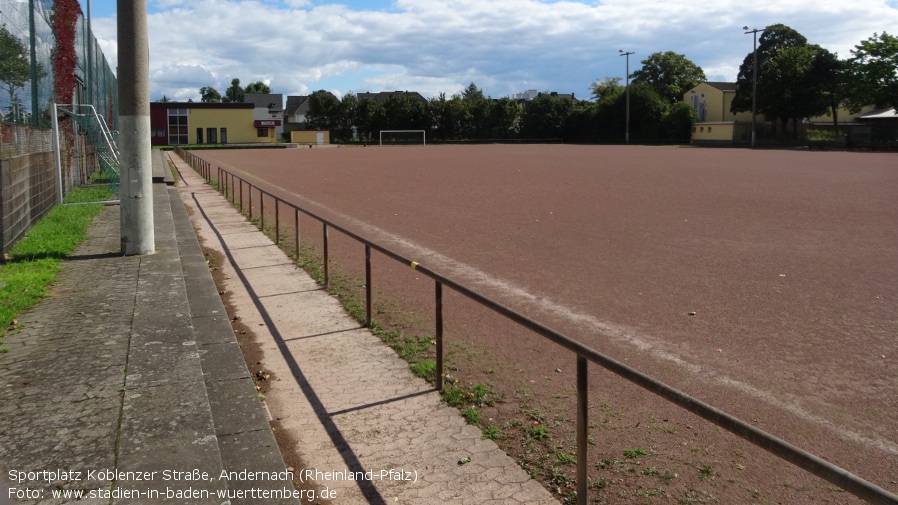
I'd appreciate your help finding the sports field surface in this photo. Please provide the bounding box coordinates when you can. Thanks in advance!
[195,144,897,503]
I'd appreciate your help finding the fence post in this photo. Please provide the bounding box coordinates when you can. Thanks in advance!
[577,356,588,505]
[294,207,300,260]
[0,156,5,257]
[275,198,280,245]
[365,245,372,327]
[435,281,444,391]
[323,223,329,289]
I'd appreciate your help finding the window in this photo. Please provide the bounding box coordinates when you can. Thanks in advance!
[167,108,188,145]
[707,127,712,133]
[196,128,203,144]
[700,127,704,133]
[207,127,217,144]
[220,128,228,144]
[257,128,268,137]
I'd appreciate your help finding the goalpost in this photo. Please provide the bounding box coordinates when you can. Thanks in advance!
[379,130,426,146]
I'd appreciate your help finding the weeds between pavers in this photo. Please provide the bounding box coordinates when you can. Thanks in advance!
[0,186,112,352]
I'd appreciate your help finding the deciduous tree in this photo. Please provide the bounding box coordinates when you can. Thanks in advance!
[0,26,32,122]
[305,90,341,130]
[244,81,271,95]
[631,51,706,103]
[199,86,222,103]
[224,78,244,103]
[849,32,898,110]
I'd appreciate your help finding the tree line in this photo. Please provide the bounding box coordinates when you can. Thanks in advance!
[185,26,895,143]
[731,25,897,135]
[303,74,701,144]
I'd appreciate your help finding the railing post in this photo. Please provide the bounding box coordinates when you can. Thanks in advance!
[260,191,265,230]
[248,184,253,221]
[365,245,372,327]
[323,223,329,289]
[239,179,243,213]
[294,207,300,260]
[435,281,444,391]
[577,355,588,505]
[275,198,280,245]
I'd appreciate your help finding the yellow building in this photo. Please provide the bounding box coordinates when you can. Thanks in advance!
[684,82,884,145]
[290,130,330,145]
[685,82,760,145]
[150,102,278,146]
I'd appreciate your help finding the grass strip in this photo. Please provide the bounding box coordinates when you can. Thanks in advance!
[0,186,112,350]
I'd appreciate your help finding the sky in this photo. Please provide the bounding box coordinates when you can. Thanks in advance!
[85,0,898,103]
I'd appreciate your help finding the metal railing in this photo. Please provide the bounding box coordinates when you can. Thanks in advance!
[174,147,898,505]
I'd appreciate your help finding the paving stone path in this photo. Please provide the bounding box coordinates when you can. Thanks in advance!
[172,151,557,505]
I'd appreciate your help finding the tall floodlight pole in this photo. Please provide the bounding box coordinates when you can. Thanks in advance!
[620,50,634,144]
[744,27,761,147]
[118,0,155,255]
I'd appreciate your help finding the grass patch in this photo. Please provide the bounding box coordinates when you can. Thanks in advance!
[623,447,648,459]
[0,187,111,350]
[482,425,500,440]
[460,406,481,425]
[409,360,436,379]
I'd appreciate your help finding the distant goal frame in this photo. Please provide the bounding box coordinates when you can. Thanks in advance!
[379,130,426,146]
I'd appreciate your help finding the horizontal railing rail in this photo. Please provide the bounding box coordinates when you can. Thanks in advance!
[174,147,898,505]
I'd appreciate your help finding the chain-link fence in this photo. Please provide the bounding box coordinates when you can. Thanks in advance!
[1,0,117,255]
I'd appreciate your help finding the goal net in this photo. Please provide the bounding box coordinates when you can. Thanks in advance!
[379,130,426,146]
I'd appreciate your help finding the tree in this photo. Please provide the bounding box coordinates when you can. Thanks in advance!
[487,97,521,139]
[199,86,222,103]
[590,77,624,102]
[631,51,706,103]
[335,92,358,141]
[520,93,575,139]
[849,32,898,110]
[460,83,490,138]
[732,24,812,134]
[224,78,244,102]
[429,92,465,141]
[355,97,386,142]
[244,81,271,95]
[764,44,832,131]
[305,90,341,130]
[0,26,32,123]
[659,101,697,141]
[382,93,429,131]
[805,48,852,133]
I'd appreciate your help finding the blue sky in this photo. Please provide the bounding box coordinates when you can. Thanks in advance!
[84,0,898,103]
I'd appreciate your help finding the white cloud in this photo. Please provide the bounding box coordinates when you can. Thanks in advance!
[90,0,898,102]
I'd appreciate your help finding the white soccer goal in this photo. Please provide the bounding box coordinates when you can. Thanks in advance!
[379,130,426,146]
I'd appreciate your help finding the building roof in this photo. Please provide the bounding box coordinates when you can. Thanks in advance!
[150,102,253,109]
[857,108,898,120]
[357,91,427,104]
[244,93,284,112]
[285,95,310,116]
[703,82,739,92]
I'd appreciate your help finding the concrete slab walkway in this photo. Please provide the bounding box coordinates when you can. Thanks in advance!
[0,150,293,505]
[171,152,557,505]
